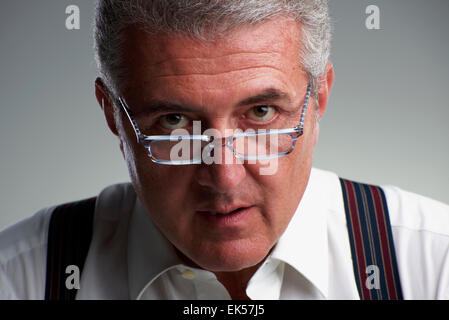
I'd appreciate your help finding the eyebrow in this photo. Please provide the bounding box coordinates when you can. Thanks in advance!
[133,88,292,118]
[132,101,201,119]
[237,88,292,106]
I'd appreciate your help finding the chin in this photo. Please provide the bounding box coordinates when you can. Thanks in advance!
[189,238,271,272]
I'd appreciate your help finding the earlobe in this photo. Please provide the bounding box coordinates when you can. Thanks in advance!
[95,78,119,136]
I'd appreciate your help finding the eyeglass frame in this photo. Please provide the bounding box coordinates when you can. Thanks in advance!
[118,83,312,165]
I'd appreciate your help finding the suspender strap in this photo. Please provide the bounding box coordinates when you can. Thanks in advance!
[44,197,96,300]
[340,178,403,300]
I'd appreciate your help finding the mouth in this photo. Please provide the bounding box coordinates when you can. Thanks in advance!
[198,207,247,216]
[196,206,255,227]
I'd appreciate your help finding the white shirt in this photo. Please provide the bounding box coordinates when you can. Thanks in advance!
[1,168,448,299]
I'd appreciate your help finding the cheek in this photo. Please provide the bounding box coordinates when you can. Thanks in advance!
[121,136,193,209]
[260,131,314,230]
[135,164,193,208]
[243,157,304,235]
[130,157,198,239]
[122,141,140,189]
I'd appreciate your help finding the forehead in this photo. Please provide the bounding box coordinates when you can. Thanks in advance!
[121,17,305,104]
[125,17,301,60]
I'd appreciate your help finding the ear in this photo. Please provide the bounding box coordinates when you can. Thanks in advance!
[313,61,334,147]
[316,61,335,122]
[95,77,119,136]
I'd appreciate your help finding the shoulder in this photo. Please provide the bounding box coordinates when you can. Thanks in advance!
[382,185,449,236]
[0,182,135,300]
[94,182,137,221]
[382,185,449,299]
[314,168,449,299]
[0,206,53,299]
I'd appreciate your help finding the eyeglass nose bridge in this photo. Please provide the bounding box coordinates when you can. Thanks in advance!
[204,135,237,157]
[206,136,234,146]
[203,136,237,158]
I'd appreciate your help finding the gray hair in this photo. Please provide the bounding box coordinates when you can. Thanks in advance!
[94,0,331,98]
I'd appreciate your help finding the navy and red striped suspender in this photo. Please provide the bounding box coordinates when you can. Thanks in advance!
[44,180,403,300]
[340,178,403,300]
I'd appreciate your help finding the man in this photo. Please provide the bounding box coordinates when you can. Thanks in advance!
[0,0,448,300]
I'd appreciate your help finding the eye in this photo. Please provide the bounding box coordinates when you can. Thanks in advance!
[158,114,189,130]
[246,105,276,121]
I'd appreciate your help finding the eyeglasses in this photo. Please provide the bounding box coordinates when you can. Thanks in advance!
[118,84,311,165]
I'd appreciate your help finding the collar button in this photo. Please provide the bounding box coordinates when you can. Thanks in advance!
[181,269,196,280]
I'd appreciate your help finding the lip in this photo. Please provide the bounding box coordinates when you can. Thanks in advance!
[197,204,248,215]
[196,206,255,228]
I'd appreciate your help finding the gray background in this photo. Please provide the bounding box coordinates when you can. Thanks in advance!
[0,0,448,230]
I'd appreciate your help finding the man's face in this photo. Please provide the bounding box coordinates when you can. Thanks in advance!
[113,18,327,272]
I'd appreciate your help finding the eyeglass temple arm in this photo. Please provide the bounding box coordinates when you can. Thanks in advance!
[118,97,143,143]
[295,83,312,132]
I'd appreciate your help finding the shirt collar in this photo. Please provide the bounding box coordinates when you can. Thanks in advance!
[127,167,334,299]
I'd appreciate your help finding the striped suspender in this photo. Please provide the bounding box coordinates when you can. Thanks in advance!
[44,197,96,300]
[340,178,403,300]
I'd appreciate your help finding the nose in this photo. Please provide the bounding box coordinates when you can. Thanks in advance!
[195,139,246,194]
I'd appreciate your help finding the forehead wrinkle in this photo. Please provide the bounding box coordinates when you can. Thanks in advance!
[148,51,291,75]
[148,51,284,68]
[149,65,287,79]
[146,50,293,79]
